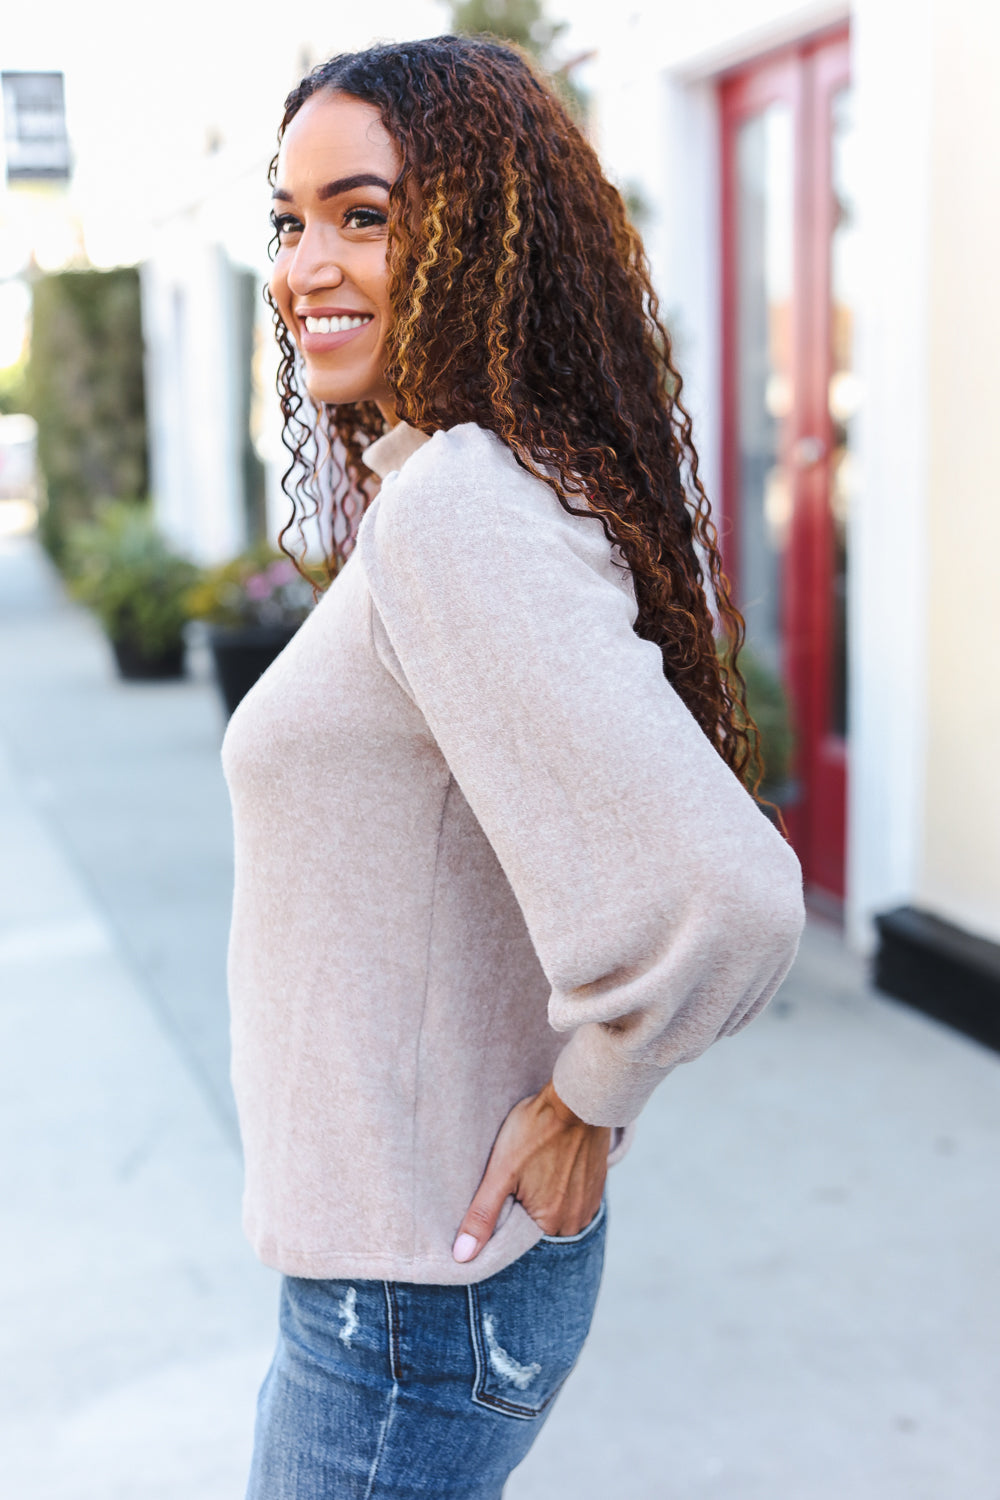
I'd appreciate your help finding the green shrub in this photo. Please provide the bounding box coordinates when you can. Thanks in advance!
[0,356,28,416]
[28,267,147,565]
[64,503,196,655]
[743,648,795,791]
[186,546,317,629]
[446,0,586,118]
[722,642,796,794]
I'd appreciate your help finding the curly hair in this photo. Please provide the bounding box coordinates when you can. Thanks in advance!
[267,35,762,789]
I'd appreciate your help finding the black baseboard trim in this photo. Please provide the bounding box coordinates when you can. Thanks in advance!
[873,905,1000,1053]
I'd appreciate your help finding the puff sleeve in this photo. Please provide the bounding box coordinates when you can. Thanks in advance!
[356,425,805,1127]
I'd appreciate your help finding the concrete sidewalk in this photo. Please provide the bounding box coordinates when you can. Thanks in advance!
[1,528,998,1500]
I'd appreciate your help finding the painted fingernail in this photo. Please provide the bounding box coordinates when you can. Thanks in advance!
[452,1233,478,1263]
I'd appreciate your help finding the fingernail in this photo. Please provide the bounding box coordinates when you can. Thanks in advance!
[452,1232,478,1263]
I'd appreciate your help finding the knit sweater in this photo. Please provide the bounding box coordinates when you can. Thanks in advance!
[221,421,805,1285]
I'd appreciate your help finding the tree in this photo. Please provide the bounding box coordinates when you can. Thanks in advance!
[447,0,565,58]
[443,0,586,118]
[28,268,148,563]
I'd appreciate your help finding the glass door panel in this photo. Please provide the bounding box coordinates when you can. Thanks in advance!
[735,103,794,682]
[827,84,857,739]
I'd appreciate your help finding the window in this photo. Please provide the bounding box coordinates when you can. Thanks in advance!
[2,72,71,183]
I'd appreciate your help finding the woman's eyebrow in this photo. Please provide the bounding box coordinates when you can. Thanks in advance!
[318,173,391,200]
[271,173,391,204]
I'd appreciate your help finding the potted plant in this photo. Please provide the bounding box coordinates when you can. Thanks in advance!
[743,652,799,826]
[186,548,317,716]
[64,502,198,680]
[739,646,797,803]
[718,640,798,821]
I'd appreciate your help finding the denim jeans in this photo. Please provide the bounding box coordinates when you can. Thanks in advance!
[246,1198,607,1499]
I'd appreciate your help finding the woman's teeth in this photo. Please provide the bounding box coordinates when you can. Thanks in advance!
[303,314,371,333]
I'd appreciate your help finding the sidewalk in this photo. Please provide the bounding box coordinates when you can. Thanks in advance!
[1,528,998,1500]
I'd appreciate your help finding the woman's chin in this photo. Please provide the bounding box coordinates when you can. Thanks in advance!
[304,376,357,409]
[302,365,384,412]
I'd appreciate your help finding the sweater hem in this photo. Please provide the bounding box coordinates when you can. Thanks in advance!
[246,1226,544,1286]
[244,1130,635,1285]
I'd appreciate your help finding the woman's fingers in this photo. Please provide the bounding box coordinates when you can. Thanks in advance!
[453,1095,534,1262]
[452,1159,513,1262]
[452,1083,612,1262]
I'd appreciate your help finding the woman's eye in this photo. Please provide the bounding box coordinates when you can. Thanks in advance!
[344,207,387,231]
[269,211,302,239]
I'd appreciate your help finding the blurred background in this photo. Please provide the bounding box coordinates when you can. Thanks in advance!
[1,0,998,1496]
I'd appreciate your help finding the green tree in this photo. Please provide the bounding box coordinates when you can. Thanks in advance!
[0,357,28,416]
[27,267,147,564]
[444,0,586,118]
[447,0,566,57]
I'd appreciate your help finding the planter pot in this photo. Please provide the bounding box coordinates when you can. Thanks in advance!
[209,623,299,717]
[111,637,186,681]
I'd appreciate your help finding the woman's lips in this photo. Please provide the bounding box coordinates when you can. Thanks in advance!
[298,315,374,354]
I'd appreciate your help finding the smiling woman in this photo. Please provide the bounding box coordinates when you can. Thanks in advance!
[269,99,397,416]
[223,34,805,1500]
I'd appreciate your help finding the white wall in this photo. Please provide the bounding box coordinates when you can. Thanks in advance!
[818,0,1000,950]
[141,236,246,565]
[845,0,935,946]
[917,0,1000,944]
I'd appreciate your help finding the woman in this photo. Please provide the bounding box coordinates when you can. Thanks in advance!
[222,34,805,1499]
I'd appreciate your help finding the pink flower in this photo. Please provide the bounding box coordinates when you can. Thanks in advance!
[266,559,298,587]
[244,572,272,601]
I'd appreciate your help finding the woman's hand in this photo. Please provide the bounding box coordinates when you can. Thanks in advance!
[452,1079,611,1263]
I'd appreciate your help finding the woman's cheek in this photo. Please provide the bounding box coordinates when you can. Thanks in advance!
[269,259,292,324]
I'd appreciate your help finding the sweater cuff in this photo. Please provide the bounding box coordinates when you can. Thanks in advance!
[551,1024,675,1129]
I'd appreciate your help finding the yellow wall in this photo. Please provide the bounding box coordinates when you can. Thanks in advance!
[920,0,1000,942]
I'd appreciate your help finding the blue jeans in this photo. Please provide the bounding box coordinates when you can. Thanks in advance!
[246,1199,607,1499]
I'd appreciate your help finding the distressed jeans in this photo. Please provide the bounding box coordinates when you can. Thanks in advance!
[245,1198,607,1499]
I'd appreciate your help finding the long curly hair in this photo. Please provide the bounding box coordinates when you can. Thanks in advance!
[267,35,761,788]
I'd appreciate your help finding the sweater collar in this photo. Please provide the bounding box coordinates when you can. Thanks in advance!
[364,421,432,479]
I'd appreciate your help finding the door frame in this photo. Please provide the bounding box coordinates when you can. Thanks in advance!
[718,23,851,901]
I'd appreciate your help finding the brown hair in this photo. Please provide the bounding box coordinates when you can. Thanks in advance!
[268,35,760,788]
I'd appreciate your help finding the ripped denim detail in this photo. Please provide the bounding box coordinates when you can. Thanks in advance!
[466,1198,607,1419]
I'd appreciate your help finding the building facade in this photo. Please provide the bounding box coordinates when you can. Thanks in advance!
[583,0,999,1033]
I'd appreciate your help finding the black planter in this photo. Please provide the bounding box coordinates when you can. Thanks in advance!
[209,623,299,716]
[874,905,1000,1053]
[111,637,186,681]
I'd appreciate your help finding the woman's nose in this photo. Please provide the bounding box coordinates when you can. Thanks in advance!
[287,229,345,296]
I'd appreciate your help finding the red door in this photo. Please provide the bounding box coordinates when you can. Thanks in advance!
[720,28,854,903]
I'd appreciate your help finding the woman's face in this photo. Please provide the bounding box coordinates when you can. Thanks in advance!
[270,91,400,421]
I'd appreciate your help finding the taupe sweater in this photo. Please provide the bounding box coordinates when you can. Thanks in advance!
[222,421,805,1285]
